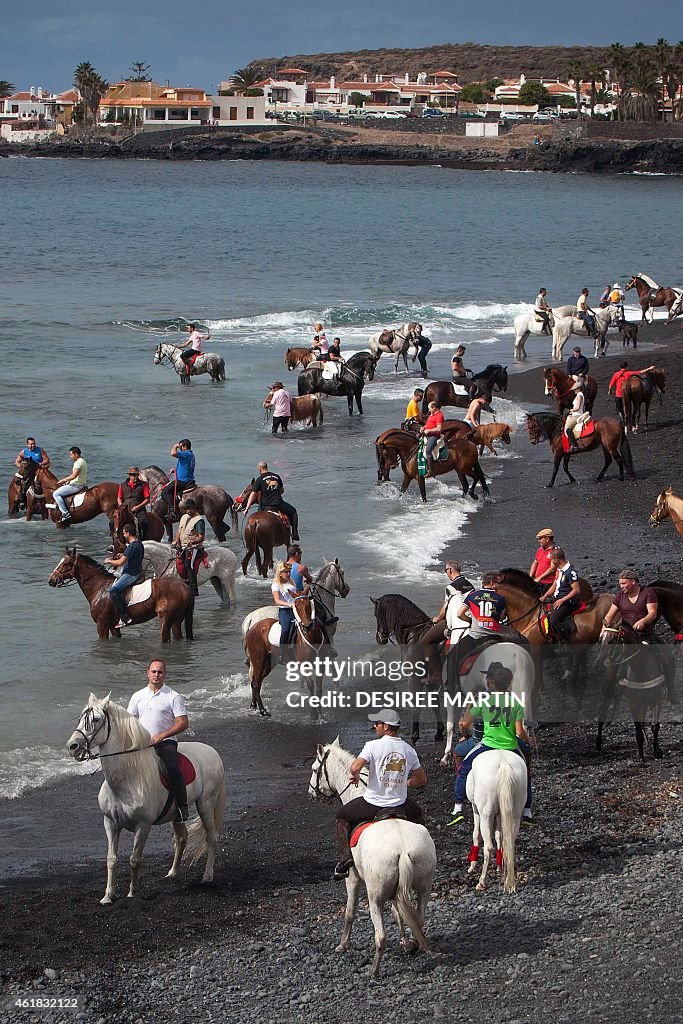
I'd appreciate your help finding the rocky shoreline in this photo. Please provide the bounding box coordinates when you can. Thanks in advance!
[2,327,682,1023]
[3,127,683,174]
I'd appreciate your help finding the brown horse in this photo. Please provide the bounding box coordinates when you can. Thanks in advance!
[265,388,323,427]
[48,548,194,641]
[375,429,489,502]
[526,411,635,487]
[470,422,513,456]
[8,459,49,520]
[622,368,666,433]
[244,595,325,715]
[543,367,598,414]
[650,488,683,539]
[232,484,291,576]
[110,502,166,554]
[625,274,682,323]
[35,467,119,528]
[143,465,232,542]
[284,347,315,371]
[420,364,507,414]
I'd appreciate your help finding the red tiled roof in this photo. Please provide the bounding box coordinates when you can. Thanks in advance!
[277,67,308,75]
[9,92,36,101]
[433,71,458,78]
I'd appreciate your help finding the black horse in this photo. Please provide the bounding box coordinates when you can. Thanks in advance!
[371,593,444,743]
[297,351,379,415]
[421,364,508,414]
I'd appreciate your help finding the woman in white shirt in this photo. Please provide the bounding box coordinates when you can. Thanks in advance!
[564,382,587,452]
[271,561,299,644]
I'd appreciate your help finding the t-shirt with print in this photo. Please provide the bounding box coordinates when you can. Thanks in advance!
[552,562,579,600]
[253,472,283,509]
[469,692,525,751]
[358,734,420,808]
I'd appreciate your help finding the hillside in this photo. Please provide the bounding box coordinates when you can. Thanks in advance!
[252,42,610,84]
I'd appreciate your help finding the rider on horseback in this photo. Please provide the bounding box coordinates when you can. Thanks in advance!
[405,388,424,426]
[157,440,195,518]
[540,548,580,642]
[53,446,88,523]
[452,573,512,664]
[535,287,552,335]
[334,710,427,879]
[311,322,329,360]
[529,528,558,592]
[563,381,588,454]
[447,662,533,827]
[420,561,475,682]
[577,288,597,338]
[14,436,50,509]
[173,497,205,596]
[117,467,150,540]
[243,460,300,541]
[451,354,476,397]
[179,322,210,380]
[104,521,144,627]
[271,560,300,649]
[288,544,339,649]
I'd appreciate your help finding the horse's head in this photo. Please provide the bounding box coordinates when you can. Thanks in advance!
[153,343,163,365]
[625,277,637,292]
[371,596,391,645]
[367,354,380,381]
[650,488,671,527]
[67,692,112,761]
[495,365,508,392]
[327,557,350,598]
[232,482,253,512]
[16,457,35,480]
[543,368,555,395]
[600,622,636,650]
[308,742,337,800]
[48,547,78,588]
[500,425,512,445]
[375,439,398,481]
[651,368,666,392]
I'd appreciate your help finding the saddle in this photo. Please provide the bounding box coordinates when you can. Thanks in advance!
[46,487,87,511]
[561,419,594,452]
[267,509,291,528]
[124,578,153,607]
[185,352,200,371]
[307,360,325,370]
[350,808,407,847]
[158,751,196,790]
[539,601,588,639]
[175,550,208,578]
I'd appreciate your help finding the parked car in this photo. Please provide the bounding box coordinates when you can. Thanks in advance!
[368,110,408,119]
[532,111,558,123]
[499,111,528,123]
[422,108,447,118]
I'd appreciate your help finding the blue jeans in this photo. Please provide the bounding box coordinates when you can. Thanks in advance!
[109,573,140,619]
[425,435,439,459]
[454,740,531,809]
[415,339,432,371]
[278,606,295,644]
[54,484,82,515]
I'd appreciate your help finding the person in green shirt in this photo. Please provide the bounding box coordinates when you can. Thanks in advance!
[447,661,534,826]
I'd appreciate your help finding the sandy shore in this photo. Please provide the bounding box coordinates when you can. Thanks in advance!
[2,322,682,1023]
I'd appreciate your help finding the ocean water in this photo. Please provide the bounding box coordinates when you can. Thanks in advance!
[1,157,680,799]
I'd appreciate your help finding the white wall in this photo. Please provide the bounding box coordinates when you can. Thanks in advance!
[209,94,268,126]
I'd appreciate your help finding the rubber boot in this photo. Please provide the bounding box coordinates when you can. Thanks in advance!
[334,820,354,879]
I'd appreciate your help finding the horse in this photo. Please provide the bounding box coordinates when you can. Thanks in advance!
[526,411,635,487]
[153,342,226,384]
[308,739,436,978]
[597,623,671,761]
[231,483,292,577]
[650,488,683,540]
[552,305,621,361]
[469,422,513,456]
[622,368,666,433]
[375,428,488,502]
[513,304,576,360]
[66,694,225,904]
[466,750,528,893]
[35,467,119,529]
[140,540,237,606]
[543,367,598,414]
[8,459,48,520]
[284,346,315,371]
[48,547,194,641]
[265,388,323,427]
[244,595,326,716]
[241,558,349,642]
[368,322,423,373]
[143,465,232,542]
[618,321,639,347]
[648,580,683,652]
[420,364,508,413]
[297,351,379,416]
[110,502,166,551]
[624,274,683,323]
[370,593,535,763]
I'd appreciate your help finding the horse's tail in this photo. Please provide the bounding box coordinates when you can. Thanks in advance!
[183,776,226,867]
[420,390,430,415]
[620,429,636,478]
[317,396,324,424]
[218,358,226,381]
[184,594,195,641]
[375,440,385,481]
[498,761,518,893]
[254,526,263,576]
[393,849,430,951]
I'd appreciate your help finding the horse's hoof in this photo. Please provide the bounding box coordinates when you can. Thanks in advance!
[100,895,113,905]
[654,749,664,760]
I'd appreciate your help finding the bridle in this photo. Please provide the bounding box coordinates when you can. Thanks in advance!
[310,748,368,802]
[51,555,107,590]
[310,563,349,602]
[71,705,152,761]
[650,495,668,526]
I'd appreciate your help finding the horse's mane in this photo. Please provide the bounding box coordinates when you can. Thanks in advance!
[527,411,562,440]
[475,363,503,377]
[373,593,430,642]
[324,740,354,766]
[636,272,659,290]
[78,553,109,572]
[90,699,159,796]
[497,568,538,594]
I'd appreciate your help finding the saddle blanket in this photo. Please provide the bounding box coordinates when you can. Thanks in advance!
[453,384,469,396]
[321,364,341,380]
[350,821,375,847]
[125,578,153,606]
[266,509,290,527]
[268,621,283,647]
[562,420,594,452]
[46,489,87,510]
[159,752,196,790]
[307,360,324,370]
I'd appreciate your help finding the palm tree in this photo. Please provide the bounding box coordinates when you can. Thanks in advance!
[653,38,672,119]
[73,62,108,124]
[585,61,605,117]
[607,42,628,120]
[0,80,15,98]
[566,60,585,118]
[226,65,264,96]
[623,53,660,121]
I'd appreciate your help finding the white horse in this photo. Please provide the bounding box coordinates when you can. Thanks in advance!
[309,739,436,978]
[552,305,621,361]
[513,305,576,360]
[440,642,536,766]
[142,540,237,606]
[67,694,226,904]
[368,322,423,373]
[241,558,349,644]
[154,342,226,383]
[466,749,527,893]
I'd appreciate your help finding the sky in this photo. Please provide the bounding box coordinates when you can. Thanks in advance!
[2,0,679,92]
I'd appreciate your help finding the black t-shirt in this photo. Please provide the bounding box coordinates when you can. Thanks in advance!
[123,540,145,577]
[253,472,283,509]
[328,343,341,359]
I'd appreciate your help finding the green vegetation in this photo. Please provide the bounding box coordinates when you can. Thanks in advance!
[127,62,151,83]
[223,66,264,96]
[518,81,551,106]
[349,91,368,107]
[0,80,15,98]
[73,62,108,124]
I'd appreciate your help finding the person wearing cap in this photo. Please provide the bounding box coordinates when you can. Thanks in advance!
[447,662,533,827]
[264,382,292,434]
[563,380,588,454]
[566,346,589,381]
[243,460,300,542]
[540,548,580,641]
[117,467,151,540]
[420,561,475,682]
[602,571,678,701]
[173,497,205,596]
[333,710,427,879]
[529,529,558,591]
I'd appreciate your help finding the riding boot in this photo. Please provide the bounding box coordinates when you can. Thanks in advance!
[334,820,354,878]
[185,563,199,596]
[174,779,189,821]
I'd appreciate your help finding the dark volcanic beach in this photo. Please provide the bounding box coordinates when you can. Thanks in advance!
[2,323,682,1024]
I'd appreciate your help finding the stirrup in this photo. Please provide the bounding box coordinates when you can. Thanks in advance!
[334,858,354,880]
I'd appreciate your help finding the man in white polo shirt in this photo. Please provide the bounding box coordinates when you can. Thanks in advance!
[127,660,190,821]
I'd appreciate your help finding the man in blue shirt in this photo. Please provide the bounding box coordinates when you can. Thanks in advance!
[104,522,145,627]
[566,346,589,380]
[14,437,50,510]
[157,439,196,518]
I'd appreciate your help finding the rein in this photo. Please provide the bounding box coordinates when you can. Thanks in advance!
[73,708,153,760]
[311,749,368,802]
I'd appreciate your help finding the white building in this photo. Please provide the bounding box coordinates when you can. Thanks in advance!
[208,94,268,126]
[0,87,80,124]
